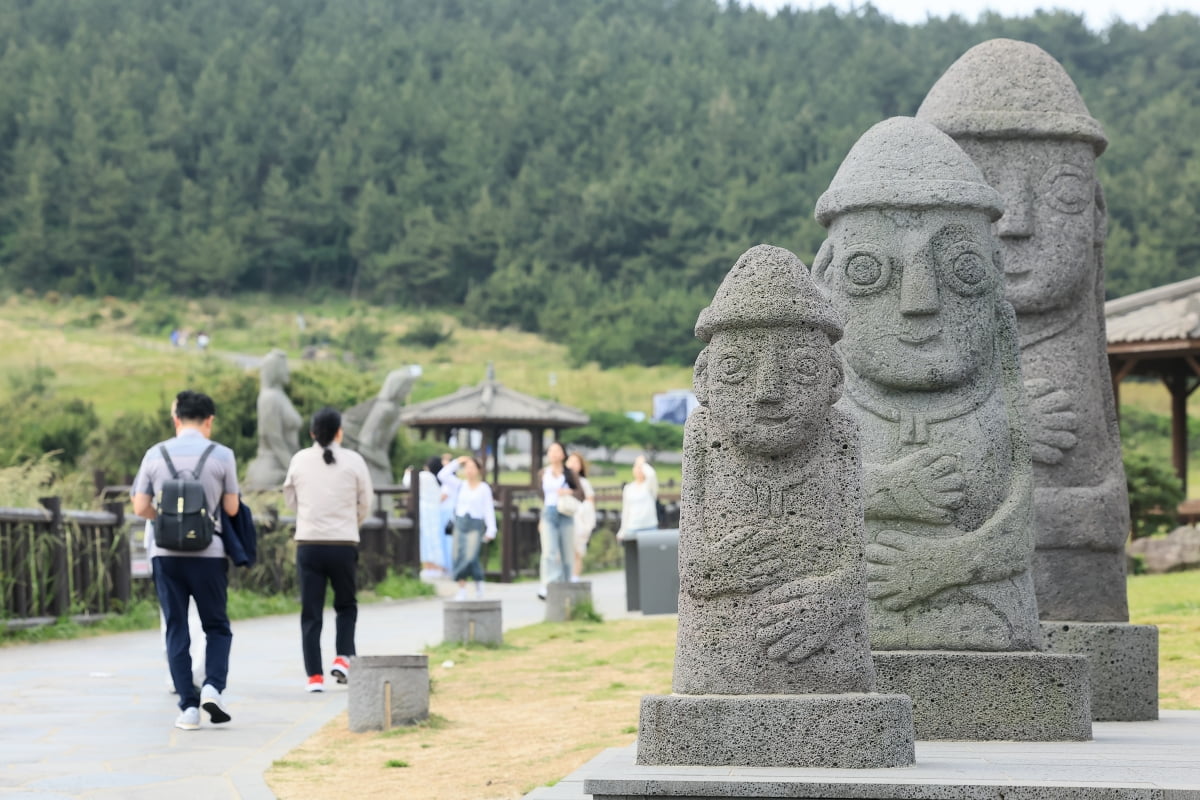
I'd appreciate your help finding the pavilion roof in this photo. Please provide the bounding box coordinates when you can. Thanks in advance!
[1106,275,1200,345]
[399,367,588,429]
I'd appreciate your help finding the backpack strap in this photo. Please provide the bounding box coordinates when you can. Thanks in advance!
[191,443,217,480]
[158,443,218,481]
[159,445,180,480]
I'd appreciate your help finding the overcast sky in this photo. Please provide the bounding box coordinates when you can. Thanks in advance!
[744,0,1199,30]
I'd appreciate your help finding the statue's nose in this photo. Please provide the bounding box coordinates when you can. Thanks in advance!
[996,176,1034,240]
[753,352,785,403]
[899,249,940,316]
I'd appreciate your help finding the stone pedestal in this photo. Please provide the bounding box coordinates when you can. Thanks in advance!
[636,693,914,769]
[872,650,1091,741]
[545,580,592,622]
[1040,621,1158,721]
[347,655,429,733]
[443,599,503,646]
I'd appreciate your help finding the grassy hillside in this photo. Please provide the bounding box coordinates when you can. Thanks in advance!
[0,294,692,419]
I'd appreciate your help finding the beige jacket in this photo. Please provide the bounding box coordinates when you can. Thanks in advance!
[284,443,373,544]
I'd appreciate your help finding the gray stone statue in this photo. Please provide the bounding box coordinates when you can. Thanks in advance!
[637,244,914,768]
[916,38,1130,623]
[244,349,302,490]
[342,366,420,487]
[813,116,1040,652]
[813,117,1091,741]
[918,39,1156,722]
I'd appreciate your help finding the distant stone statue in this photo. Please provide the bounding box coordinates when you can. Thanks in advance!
[812,117,1090,742]
[814,116,1039,652]
[637,244,914,768]
[917,38,1130,623]
[342,366,421,487]
[244,349,302,491]
[918,38,1156,724]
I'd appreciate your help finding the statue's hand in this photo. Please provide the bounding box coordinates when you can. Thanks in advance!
[1025,378,1078,465]
[872,448,964,523]
[683,524,786,598]
[755,576,851,662]
[866,529,963,611]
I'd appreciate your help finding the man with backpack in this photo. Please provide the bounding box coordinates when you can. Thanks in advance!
[132,390,241,731]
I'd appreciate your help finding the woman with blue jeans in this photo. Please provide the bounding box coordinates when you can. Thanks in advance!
[538,441,585,598]
[438,456,496,600]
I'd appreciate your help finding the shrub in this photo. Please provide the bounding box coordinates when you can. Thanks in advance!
[398,318,453,348]
[81,408,174,485]
[1125,450,1184,538]
[338,318,386,361]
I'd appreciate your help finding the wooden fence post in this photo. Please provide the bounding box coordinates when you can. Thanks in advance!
[106,501,130,609]
[500,488,514,584]
[39,496,68,618]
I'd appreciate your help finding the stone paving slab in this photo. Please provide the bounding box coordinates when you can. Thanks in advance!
[0,570,631,799]
[523,712,1200,800]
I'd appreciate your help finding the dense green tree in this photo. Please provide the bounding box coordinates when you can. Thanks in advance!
[0,0,1196,365]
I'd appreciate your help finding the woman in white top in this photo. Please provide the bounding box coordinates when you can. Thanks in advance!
[408,456,446,577]
[437,455,497,600]
[618,455,659,540]
[283,407,373,693]
[566,451,597,580]
[538,441,586,595]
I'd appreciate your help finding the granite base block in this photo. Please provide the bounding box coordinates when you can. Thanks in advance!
[443,599,503,646]
[636,693,914,769]
[1040,621,1158,721]
[546,580,593,622]
[347,655,429,733]
[567,712,1200,800]
[872,650,1091,741]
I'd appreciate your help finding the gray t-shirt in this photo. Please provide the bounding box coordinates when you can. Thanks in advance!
[132,429,239,559]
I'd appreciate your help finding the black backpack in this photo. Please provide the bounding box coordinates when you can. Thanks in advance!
[154,443,217,552]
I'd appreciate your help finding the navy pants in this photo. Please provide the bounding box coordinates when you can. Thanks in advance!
[152,556,232,711]
[297,544,358,678]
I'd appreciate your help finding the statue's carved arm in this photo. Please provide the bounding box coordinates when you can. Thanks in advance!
[754,567,858,662]
[863,447,964,524]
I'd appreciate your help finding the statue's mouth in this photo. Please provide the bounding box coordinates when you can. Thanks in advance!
[899,330,940,345]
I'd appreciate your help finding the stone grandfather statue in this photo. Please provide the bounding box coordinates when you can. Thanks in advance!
[918,38,1156,723]
[342,366,421,487]
[637,244,914,768]
[244,349,302,491]
[813,116,1040,652]
[811,117,1090,741]
[916,38,1130,623]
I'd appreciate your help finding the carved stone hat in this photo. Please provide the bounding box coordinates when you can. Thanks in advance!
[916,38,1107,156]
[694,244,842,343]
[814,116,1005,227]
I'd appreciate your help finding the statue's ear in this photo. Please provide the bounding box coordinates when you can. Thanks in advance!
[693,346,710,406]
[827,347,844,405]
[812,239,835,284]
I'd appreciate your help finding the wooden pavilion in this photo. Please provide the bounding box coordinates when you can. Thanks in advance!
[398,364,589,485]
[1107,274,1200,498]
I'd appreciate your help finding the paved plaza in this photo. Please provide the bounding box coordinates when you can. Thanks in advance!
[0,571,631,799]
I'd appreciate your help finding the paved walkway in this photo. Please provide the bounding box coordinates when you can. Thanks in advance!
[0,571,632,799]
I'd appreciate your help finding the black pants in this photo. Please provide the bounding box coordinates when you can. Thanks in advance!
[152,556,232,711]
[297,544,358,677]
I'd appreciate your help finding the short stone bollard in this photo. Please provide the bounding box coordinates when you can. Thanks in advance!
[544,581,592,622]
[443,599,503,646]
[347,655,429,733]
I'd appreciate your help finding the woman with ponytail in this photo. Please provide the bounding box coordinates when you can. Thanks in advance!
[284,407,373,693]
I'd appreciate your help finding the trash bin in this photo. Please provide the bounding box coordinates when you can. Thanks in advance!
[637,528,679,615]
[622,535,640,611]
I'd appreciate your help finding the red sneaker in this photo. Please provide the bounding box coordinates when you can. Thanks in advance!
[331,656,350,684]
[306,674,324,693]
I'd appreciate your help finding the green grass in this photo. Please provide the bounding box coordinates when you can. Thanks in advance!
[1128,570,1200,708]
[363,570,436,601]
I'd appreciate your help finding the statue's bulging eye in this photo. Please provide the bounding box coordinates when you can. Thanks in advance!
[718,355,747,384]
[1041,164,1089,215]
[847,254,883,286]
[795,356,820,383]
[953,252,986,286]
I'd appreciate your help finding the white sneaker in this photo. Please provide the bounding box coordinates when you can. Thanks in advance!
[453,587,467,601]
[200,684,231,724]
[175,706,200,730]
[474,583,485,599]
